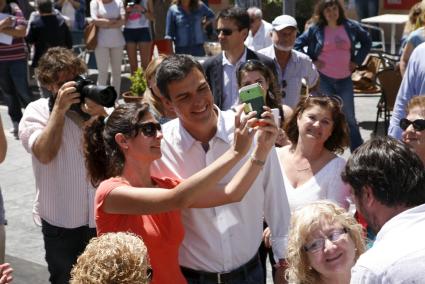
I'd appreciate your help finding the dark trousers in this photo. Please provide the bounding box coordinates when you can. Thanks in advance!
[41,219,96,284]
[258,222,276,283]
[0,59,33,123]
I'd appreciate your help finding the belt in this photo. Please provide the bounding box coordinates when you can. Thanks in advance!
[180,254,259,284]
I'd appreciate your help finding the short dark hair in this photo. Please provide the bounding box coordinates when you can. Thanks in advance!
[285,95,349,154]
[155,54,205,100]
[342,136,425,208]
[36,0,53,13]
[217,7,250,31]
[315,0,346,26]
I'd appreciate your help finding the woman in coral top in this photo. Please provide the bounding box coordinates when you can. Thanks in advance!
[83,102,278,284]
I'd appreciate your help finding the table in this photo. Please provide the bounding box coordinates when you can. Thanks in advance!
[361,14,408,54]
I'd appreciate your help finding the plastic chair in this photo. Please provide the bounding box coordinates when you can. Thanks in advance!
[373,68,402,135]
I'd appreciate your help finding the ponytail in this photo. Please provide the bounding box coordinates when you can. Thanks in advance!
[83,116,112,187]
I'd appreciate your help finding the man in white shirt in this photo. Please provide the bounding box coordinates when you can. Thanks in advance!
[244,7,272,51]
[152,54,291,284]
[19,47,108,284]
[259,15,318,108]
[341,137,425,283]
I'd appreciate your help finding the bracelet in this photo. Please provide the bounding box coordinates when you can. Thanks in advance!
[250,155,265,167]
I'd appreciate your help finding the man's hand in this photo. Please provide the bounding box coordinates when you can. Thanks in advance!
[53,81,81,115]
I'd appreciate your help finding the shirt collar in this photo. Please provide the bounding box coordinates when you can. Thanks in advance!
[172,105,231,152]
[222,48,248,67]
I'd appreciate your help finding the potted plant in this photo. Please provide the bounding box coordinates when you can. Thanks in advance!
[122,67,147,103]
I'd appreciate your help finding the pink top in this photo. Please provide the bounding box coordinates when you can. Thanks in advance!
[318,25,351,79]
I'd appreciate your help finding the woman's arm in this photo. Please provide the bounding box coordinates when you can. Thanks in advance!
[144,0,154,21]
[190,109,279,207]
[353,21,372,66]
[102,107,260,215]
[0,17,26,38]
[164,6,175,40]
[0,116,7,164]
[400,42,414,76]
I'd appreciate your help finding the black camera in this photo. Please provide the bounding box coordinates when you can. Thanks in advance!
[70,75,117,119]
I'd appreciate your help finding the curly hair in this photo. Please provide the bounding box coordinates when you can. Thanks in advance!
[83,103,151,187]
[406,96,425,115]
[285,95,349,154]
[36,47,87,87]
[285,201,365,284]
[70,232,150,284]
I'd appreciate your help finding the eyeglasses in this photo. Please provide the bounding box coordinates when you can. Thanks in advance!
[217,28,238,36]
[304,228,348,253]
[136,122,161,137]
[400,118,425,131]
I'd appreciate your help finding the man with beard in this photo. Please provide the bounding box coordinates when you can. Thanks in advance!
[259,15,318,108]
[202,7,276,111]
[342,137,425,283]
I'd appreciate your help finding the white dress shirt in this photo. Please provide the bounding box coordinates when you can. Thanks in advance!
[350,203,425,283]
[19,98,96,228]
[245,20,273,51]
[151,107,291,272]
[258,46,319,108]
[222,49,247,111]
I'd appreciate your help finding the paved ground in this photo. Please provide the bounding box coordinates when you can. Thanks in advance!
[0,72,385,283]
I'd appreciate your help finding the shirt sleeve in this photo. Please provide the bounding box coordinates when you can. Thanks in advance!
[18,102,49,154]
[90,0,99,19]
[327,158,350,210]
[350,265,380,284]
[388,52,417,139]
[262,147,291,260]
[302,56,319,88]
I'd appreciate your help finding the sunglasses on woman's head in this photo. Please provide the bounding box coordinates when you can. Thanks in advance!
[136,122,162,137]
[399,118,425,131]
[307,93,343,107]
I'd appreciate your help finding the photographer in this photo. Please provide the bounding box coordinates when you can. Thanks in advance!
[18,47,107,284]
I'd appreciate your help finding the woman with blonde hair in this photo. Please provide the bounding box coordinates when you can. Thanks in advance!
[285,200,365,284]
[70,232,150,284]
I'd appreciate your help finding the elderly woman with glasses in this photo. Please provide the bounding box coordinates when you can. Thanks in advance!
[83,102,278,284]
[285,200,365,284]
[401,96,425,164]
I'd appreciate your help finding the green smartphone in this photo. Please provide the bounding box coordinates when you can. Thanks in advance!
[239,83,265,118]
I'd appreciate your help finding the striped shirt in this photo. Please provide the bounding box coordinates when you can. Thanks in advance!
[19,98,96,228]
[0,3,27,62]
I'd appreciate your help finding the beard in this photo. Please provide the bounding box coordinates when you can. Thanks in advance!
[274,43,293,52]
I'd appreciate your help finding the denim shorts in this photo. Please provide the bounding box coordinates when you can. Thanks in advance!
[124,27,152,43]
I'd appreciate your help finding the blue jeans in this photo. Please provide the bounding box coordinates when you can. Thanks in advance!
[41,219,96,284]
[0,59,33,123]
[319,73,363,151]
[185,258,264,284]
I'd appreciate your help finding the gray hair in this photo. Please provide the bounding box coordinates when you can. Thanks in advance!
[247,6,262,19]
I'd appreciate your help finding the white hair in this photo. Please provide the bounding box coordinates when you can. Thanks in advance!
[247,6,262,19]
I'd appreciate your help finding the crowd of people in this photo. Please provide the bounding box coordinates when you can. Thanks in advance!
[1,0,425,283]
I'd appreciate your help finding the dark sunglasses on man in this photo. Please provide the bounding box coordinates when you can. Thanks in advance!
[399,118,425,131]
[216,28,238,36]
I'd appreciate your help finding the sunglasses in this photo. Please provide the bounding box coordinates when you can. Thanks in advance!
[136,122,162,137]
[217,28,238,36]
[399,118,425,131]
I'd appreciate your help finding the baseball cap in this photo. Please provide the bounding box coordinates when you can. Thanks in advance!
[272,15,298,31]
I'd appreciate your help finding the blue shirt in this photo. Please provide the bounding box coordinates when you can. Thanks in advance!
[407,27,425,49]
[165,3,214,48]
[388,42,425,139]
